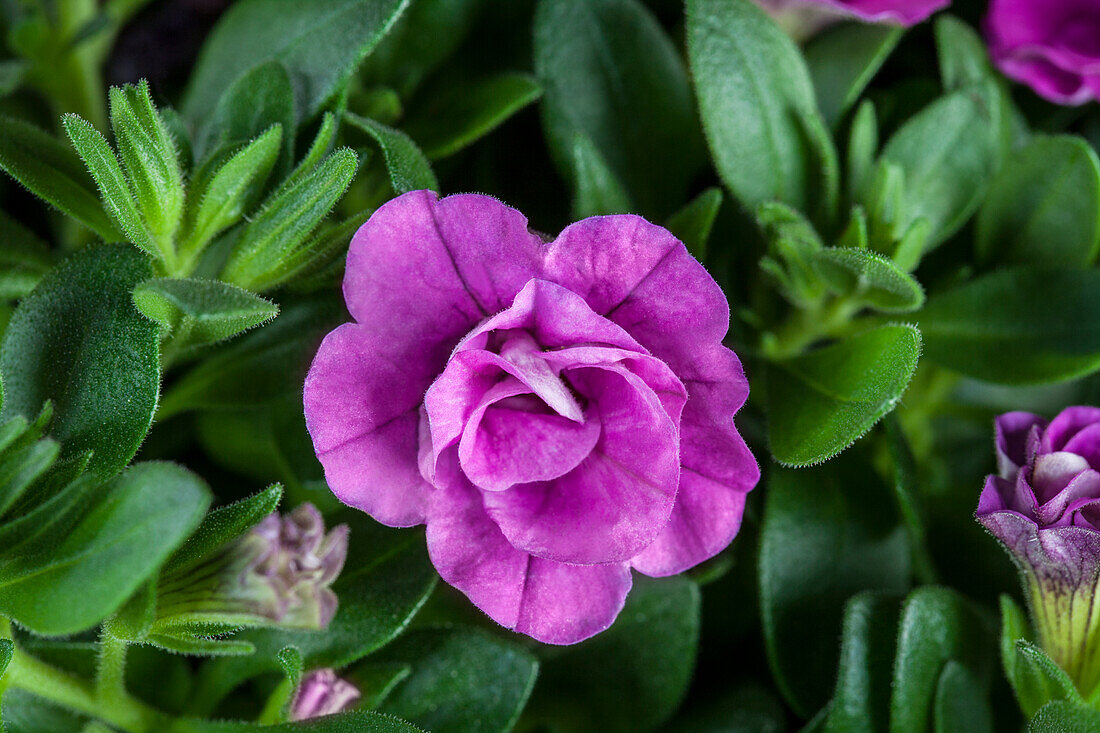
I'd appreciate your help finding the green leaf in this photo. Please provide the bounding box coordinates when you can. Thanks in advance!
[182,0,410,125]
[536,0,703,217]
[170,712,425,732]
[688,0,835,214]
[0,116,121,241]
[221,149,358,291]
[805,23,903,130]
[0,638,11,677]
[0,462,211,635]
[405,72,542,159]
[889,587,994,733]
[278,113,337,196]
[109,81,186,244]
[665,187,723,262]
[62,114,157,258]
[0,438,59,520]
[184,126,284,257]
[883,415,935,584]
[846,102,878,206]
[933,661,993,733]
[766,324,922,466]
[166,484,283,576]
[528,576,700,733]
[811,247,925,312]
[132,277,279,346]
[344,113,437,194]
[918,268,1100,385]
[760,454,910,717]
[824,593,902,733]
[158,296,341,418]
[192,519,437,712]
[976,136,1100,267]
[106,581,157,642]
[1000,596,1082,717]
[935,15,995,91]
[373,628,539,733]
[1029,700,1100,732]
[570,132,633,218]
[199,61,295,174]
[0,245,160,478]
[868,85,999,253]
[2,690,90,733]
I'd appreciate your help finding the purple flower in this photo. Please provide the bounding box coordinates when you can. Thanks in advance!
[754,0,948,39]
[290,669,361,721]
[976,407,1100,695]
[303,190,759,645]
[157,504,348,630]
[985,0,1100,105]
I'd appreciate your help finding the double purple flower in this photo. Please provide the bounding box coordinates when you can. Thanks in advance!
[977,407,1100,695]
[304,191,759,644]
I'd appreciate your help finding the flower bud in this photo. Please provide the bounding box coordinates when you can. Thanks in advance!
[157,504,348,630]
[976,408,1100,697]
[290,669,361,721]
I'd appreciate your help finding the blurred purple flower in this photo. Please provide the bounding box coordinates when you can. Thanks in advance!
[754,0,948,39]
[985,0,1100,105]
[291,669,361,721]
[977,407,1100,694]
[304,190,759,644]
[157,504,348,630]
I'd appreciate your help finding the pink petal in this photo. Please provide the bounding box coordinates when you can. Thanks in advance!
[458,379,601,492]
[304,323,429,527]
[483,362,683,565]
[425,470,632,645]
[541,215,683,316]
[1063,423,1100,469]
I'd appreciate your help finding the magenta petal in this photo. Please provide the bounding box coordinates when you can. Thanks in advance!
[825,0,947,24]
[304,323,428,527]
[425,473,632,645]
[483,363,682,564]
[1037,469,1100,527]
[995,411,1046,477]
[541,215,684,316]
[344,190,543,326]
[458,380,601,492]
[458,278,644,353]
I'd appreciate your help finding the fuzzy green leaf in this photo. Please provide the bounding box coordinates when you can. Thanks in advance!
[766,325,922,466]
[805,23,902,130]
[132,277,279,346]
[0,462,211,635]
[811,247,925,312]
[0,245,159,479]
[345,113,437,194]
[0,116,120,241]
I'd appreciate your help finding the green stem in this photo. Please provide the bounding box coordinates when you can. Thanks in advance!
[96,633,128,705]
[762,296,861,360]
[6,645,161,732]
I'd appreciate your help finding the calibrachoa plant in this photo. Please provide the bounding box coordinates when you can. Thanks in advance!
[5,0,1100,730]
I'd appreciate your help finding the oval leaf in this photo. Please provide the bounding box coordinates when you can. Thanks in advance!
[812,247,925,313]
[0,462,211,635]
[0,245,160,479]
[766,324,922,466]
[918,268,1100,385]
[976,136,1100,267]
[132,277,279,347]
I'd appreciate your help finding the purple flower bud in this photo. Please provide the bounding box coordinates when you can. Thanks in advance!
[976,407,1100,696]
[157,504,348,630]
[985,0,1100,106]
[290,669,361,721]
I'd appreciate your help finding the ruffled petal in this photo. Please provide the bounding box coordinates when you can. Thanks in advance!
[1045,407,1100,453]
[827,0,948,24]
[541,215,683,316]
[304,323,428,527]
[458,379,601,492]
[483,363,683,565]
[995,411,1046,476]
[1063,423,1100,469]
[425,471,632,645]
